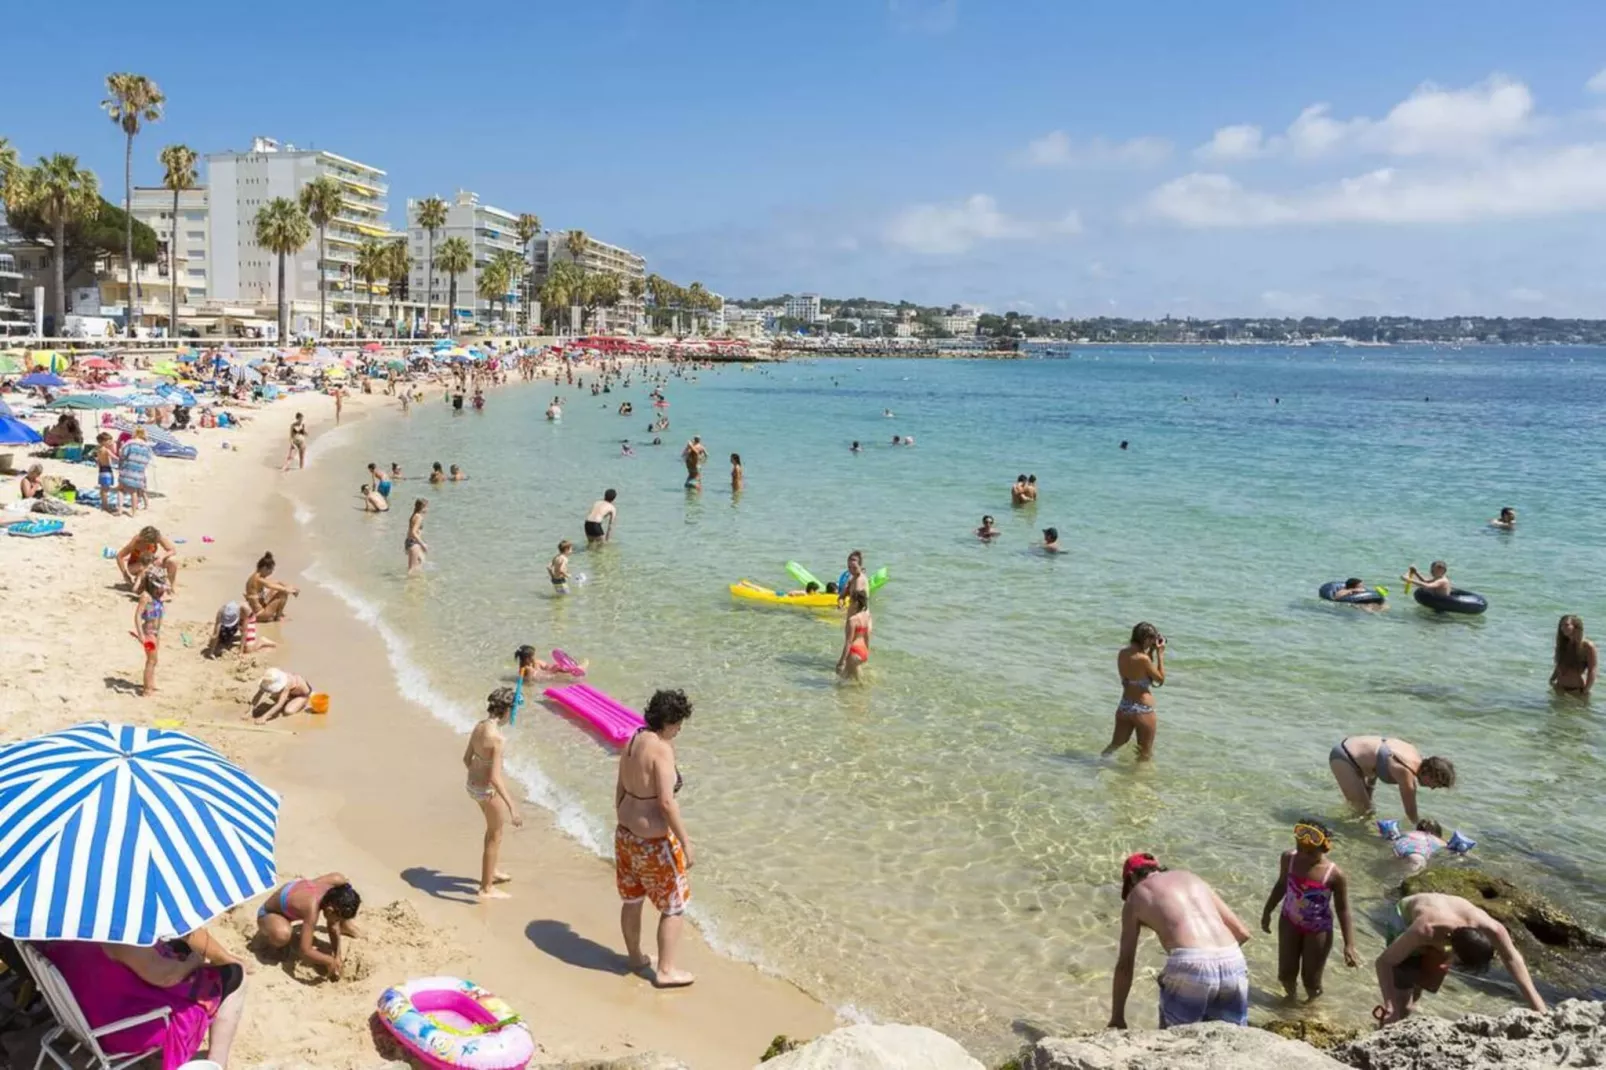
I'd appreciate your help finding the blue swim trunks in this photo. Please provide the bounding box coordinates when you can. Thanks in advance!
[377,480,392,499]
[1156,946,1249,1028]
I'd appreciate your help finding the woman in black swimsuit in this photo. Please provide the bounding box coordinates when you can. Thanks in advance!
[1552,615,1597,697]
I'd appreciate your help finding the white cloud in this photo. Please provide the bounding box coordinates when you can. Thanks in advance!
[884,194,1081,255]
[1197,124,1266,161]
[1197,75,1535,161]
[1021,131,1171,169]
[1589,69,1606,94]
[1144,144,1606,227]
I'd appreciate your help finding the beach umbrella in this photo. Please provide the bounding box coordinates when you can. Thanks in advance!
[155,384,198,407]
[362,342,382,353]
[79,357,115,371]
[29,351,68,372]
[17,372,66,389]
[0,722,279,946]
[176,351,199,363]
[0,415,42,445]
[0,354,24,375]
[120,392,168,408]
[149,361,183,378]
[111,419,182,450]
[45,393,123,410]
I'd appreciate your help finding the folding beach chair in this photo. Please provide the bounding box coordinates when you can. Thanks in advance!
[17,942,168,1070]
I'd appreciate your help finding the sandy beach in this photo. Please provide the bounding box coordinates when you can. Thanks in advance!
[0,380,834,1069]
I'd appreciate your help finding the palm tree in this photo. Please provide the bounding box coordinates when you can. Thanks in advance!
[102,73,164,336]
[627,276,645,334]
[0,137,17,195]
[356,239,387,335]
[688,281,709,334]
[479,258,509,326]
[581,272,622,331]
[297,175,344,339]
[514,212,540,333]
[158,144,197,340]
[9,155,100,334]
[436,236,472,331]
[539,261,579,334]
[384,238,409,337]
[415,196,448,333]
[253,197,312,342]
[488,249,525,327]
[564,229,589,270]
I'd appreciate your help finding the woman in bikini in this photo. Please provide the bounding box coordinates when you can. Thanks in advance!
[464,688,523,899]
[837,586,873,680]
[1104,621,1165,761]
[1327,736,1456,825]
[255,873,361,978]
[244,552,298,622]
[615,689,695,987]
[1551,615,1597,698]
[405,499,429,575]
[281,412,308,471]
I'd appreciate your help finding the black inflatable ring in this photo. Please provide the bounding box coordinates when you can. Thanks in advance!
[1413,587,1488,615]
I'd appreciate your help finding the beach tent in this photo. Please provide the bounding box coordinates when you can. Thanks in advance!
[0,723,280,945]
[29,351,69,372]
[0,414,42,445]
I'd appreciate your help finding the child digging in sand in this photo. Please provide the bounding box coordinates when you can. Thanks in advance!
[1260,820,1359,1002]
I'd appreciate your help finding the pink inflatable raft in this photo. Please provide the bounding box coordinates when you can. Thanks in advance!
[377,977,534,1070]
[542,683,645,746]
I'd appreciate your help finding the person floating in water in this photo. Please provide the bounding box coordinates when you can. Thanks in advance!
[1041,527,1062,553]
[1402,561,1452,596]
[449,464,468,481]
[1259,820,1358,1003]
[976,515,1001,540]
[850,440,862,453]
[1489,507,1516,530]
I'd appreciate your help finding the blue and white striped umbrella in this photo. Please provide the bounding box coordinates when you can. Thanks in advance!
[0,723,280,946]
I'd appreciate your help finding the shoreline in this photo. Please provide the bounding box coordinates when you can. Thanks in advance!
[0,377,835,1069]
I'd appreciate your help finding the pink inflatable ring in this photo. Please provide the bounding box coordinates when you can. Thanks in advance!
[377,977,534,1070]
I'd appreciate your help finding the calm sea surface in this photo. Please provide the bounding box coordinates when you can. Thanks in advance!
[293,345,1606,1055]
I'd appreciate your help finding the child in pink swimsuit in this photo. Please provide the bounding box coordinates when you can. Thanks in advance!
[1259,820,1360,1001]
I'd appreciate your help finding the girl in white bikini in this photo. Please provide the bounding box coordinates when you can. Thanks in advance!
[464,688,523,899]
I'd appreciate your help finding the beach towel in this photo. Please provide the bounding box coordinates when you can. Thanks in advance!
[6,518,64,537]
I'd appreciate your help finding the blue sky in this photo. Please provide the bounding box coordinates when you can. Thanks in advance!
[13,1,1606,317]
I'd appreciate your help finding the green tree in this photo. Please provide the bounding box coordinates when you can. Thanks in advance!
[580,271,622,331]
[6,156,102,333]
[539,260,580,333]
[384,237,409,337]
[253,197,312,342]
[488,249,525,326]
[0,137,18,198]
[297,174,345,338]
[564,229,589,274]
[415,196,448,332]
[356,239,390,335]
[158,143,197,338]
[514,212,540,333]
[436,236,472,330]
[101,73,164,336]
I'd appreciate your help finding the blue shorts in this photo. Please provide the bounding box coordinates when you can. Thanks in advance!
[1157,946,1249,1028]
[377,481,392,498]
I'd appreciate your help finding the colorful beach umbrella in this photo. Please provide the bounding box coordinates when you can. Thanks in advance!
[362,342,383,353]
[0,722,280,946]
[155,383,198,407]
[0,354,24,375]
[79,357,115,371]
[17,372,66,389]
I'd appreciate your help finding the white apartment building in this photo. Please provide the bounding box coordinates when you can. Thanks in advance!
[937,309,980,336]
[529,230,648,332]
[407,191,525,328]
[784,293,823,323]
[207,137,399,330]
[130,186,210,314]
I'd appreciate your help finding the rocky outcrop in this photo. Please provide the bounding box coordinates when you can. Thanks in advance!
[1332,999,1606,1069]
[1023,1024,1346,1069]
[757,1024,983,1070]
[1401,868,1606,993]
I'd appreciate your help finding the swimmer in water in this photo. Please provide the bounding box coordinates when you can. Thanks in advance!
[449,464,468,481]
[682,436,707,487]
[850,441,862,453]
[429,462,446,485]
[1402,561,1452,597]
[892,435,902,446]
[976,515,1001,540]
[1489,507,1516,530]
[1041,527,1062,552]
[1551,615,1597,697]
[730,453,743,492]
[1011,474,1030,505]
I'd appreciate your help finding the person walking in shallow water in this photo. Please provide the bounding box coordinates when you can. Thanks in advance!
[1551,615,1597,697]
[1104,622,1165,761]
[465,687,523,899]
[405,499,429,575]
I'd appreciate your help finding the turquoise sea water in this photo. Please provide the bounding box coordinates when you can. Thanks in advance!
[294,346,1605,1055]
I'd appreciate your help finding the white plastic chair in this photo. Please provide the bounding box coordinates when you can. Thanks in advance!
[17,942,169,1070]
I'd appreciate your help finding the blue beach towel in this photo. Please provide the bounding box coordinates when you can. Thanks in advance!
[7,518,65,538]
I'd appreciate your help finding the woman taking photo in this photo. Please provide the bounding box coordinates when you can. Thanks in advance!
[615,689,695,987]
[1103,622,1165,761]
[1552,615,1597,697]
[464,687,523,899]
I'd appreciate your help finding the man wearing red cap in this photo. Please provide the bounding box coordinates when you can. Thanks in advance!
[1109,853,1253,1030]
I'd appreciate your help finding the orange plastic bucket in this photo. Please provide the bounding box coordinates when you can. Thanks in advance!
[308,692,330,715]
